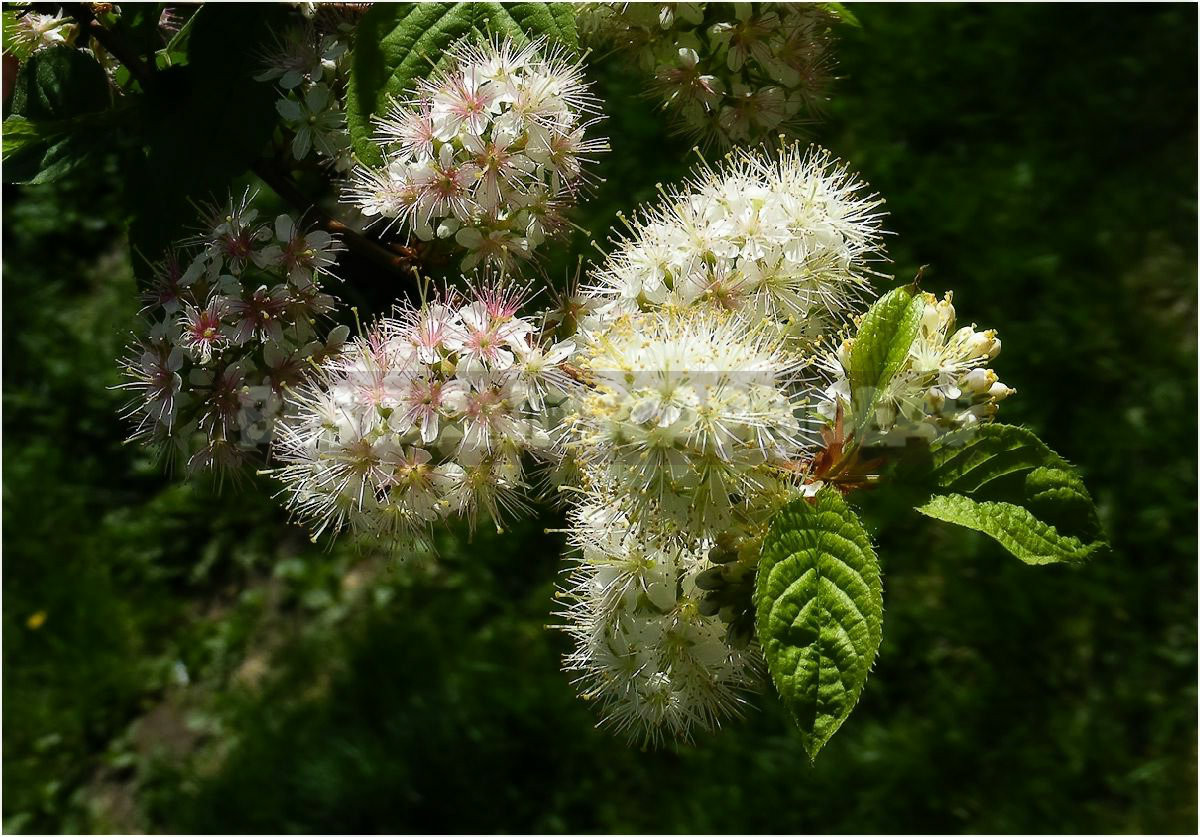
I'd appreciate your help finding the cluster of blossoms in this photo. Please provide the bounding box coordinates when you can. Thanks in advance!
[347,37,608,271]
[271,282,578,541]
[561,306,807,542]
[581,143,886,351]
[117,192,345,474]
[552,144,883,743]
[579,2,836,148]
[820,290,1014,444]
[258,9,359,171]
[557,502,759,744]
[553,142,1015,744]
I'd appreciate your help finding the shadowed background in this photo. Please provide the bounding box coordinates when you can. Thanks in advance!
[4,4,1197,833]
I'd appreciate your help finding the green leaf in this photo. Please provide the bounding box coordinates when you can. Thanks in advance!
[846,285,924,443]
[818,3,863,28]
[347,2,578,166]
[10,45,110,121]
[912,424,1107,565]
[3,112,114,184]
[5,47,113,184]
[754,488,883,760]
[2,115,39,154]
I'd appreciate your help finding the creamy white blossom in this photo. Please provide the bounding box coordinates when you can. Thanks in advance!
[581,143,887,350]
[819,290,1015,443]
[561,306,810,542]
[557,502,760,745]
[346,36,608,271]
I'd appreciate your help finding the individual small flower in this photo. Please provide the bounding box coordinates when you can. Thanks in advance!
[177,298,230,363]
[220,284,291,346]
[277,83,350,160]
[139,248,204,315]
[4,9,76,58]
[256,214,344,286]
[818,290,1015,443]
[116,343,185,436]
[193,190,271,276]
[582,143,887,351]
[256,25,345,89]
[346,35,608,271]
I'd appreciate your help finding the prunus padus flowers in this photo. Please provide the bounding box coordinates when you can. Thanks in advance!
[117,191,345,476]
[580,144,886,350]
[77,4,1105,755]
[271,280,575,542]
[557,501,760,745]
[560,306,809,544]
[346,35,608,271]
[579,2,837,149]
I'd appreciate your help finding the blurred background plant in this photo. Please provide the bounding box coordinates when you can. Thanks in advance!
[3,3,1196,833]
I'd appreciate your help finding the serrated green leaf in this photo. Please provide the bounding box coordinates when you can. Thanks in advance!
[912,424,1107,565]
[10,45,109,121]
[347,2,578,166]
[916,493,1106,566]
[5,47,113,184]
[754,488,883,760]
[926,423,1060,495]
[3,113,107,184]
[847,285,924,443]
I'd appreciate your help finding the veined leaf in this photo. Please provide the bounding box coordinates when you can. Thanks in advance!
[913,424,1107,565]
[5,47,113,184]
[917,492,1105,566]
[347,2,578,166]
[10,45,110,121]
[846,286,924,444]
[754,488,883,760]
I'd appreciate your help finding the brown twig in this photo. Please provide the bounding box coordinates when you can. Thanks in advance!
[252,158,421,277]
[65,2,421,281]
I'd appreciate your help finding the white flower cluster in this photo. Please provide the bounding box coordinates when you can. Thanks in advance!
[581,144,886,350]
[579,2,836,148]
[347,37,608,272]
[558,502,758,745]
[258,17,354,170]
[562,307,805,541]
[820,291,1015,443]
[116,192,345,474]
[552,142,891,743]
[271,282,577,541]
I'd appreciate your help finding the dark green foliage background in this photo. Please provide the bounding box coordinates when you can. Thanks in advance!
[4,4,1196,833]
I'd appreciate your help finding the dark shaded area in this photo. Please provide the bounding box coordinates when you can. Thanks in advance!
[4,4,1196,833]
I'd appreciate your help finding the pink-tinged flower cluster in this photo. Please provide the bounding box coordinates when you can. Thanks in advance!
[271,280,577,541]
[580,2,837,149]
[346,36,608,271]
[116,191,346,476]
